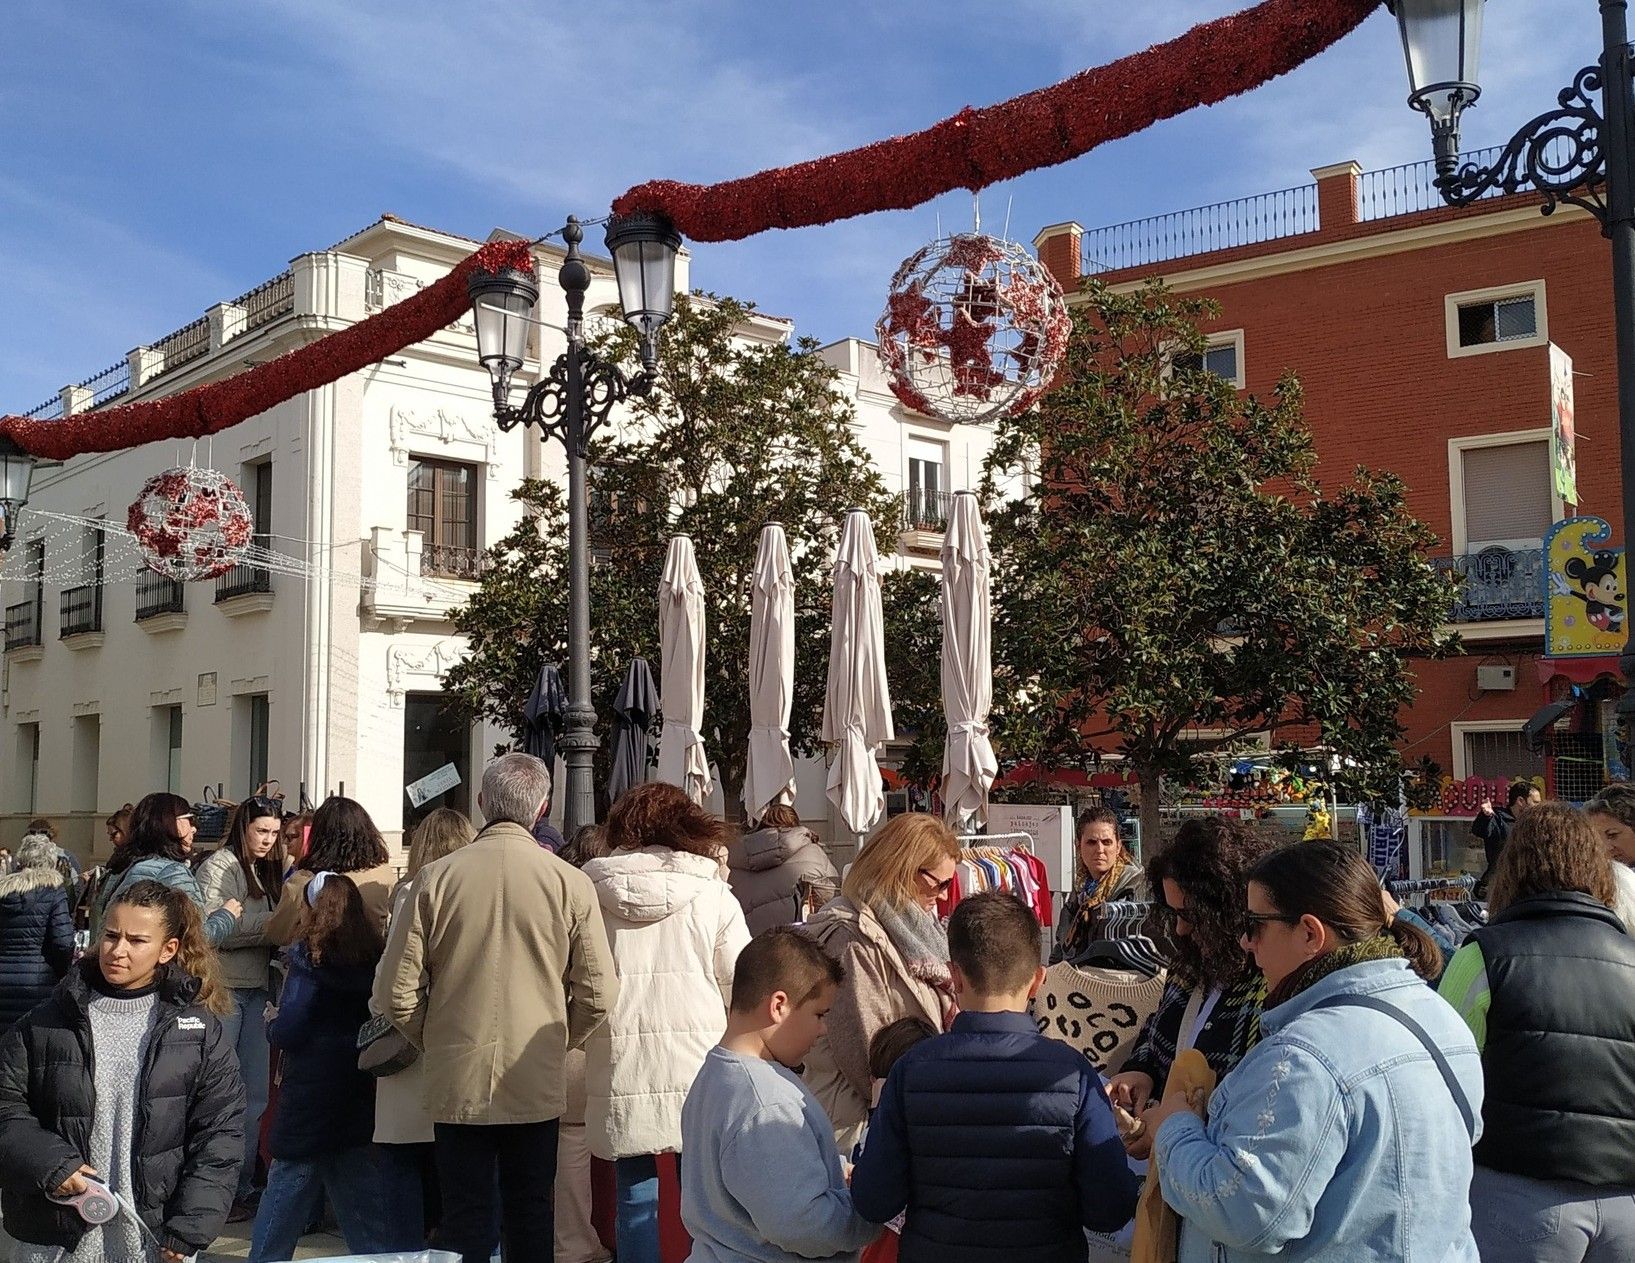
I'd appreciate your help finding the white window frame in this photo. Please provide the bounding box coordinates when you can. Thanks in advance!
[1162,329,1246,389]
[1444,280,1549,359]
[1447,428,1563,554]
[1451,719,1534,781]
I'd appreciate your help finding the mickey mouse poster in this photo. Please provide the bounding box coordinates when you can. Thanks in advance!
[1546,517,1629,658]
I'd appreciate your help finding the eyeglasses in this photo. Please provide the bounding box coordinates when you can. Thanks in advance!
[1242,911,1302,940]
[919,868,954,897]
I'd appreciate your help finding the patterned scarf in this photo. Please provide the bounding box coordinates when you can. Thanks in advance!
[1265,933,1404,1010]
[870,898,953,988]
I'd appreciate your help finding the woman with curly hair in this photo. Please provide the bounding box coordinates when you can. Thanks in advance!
[266,797,397,945]
[581,783,750,1263]
[1440,803,1635,1261]
[1106,815,1273,1139]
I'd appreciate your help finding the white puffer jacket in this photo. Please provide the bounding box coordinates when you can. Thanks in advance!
[583,845,751,1159]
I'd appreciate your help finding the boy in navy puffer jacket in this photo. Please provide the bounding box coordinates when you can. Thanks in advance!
[850,892,1139,1263]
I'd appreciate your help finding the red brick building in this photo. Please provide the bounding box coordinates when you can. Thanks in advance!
[1034,152,1616,801]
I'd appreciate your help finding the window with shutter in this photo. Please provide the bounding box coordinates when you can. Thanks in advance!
[1446,282,1547,357]
[1460,439,1552,549]
[407,457,481,577]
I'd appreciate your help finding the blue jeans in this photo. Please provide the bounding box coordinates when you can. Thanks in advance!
[249,1143,416,1262]
[615,1154,661,1263]
[220,986,272,1200]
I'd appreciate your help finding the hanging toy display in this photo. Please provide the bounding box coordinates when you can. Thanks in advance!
[875,232,1070,425]
[126,466,255,581]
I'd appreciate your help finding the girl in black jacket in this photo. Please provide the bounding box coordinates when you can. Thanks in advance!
[0,879,244,1263]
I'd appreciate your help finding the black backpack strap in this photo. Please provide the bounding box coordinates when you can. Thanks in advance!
[1307,992,1476,1141]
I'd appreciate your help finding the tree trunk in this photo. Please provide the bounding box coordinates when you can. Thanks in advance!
[1137,764,1164,861]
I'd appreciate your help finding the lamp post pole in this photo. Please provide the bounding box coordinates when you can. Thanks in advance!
[470,213,677,837]
[1392,0,1635,744]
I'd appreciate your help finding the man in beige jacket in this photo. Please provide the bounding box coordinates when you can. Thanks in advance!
[379,752,617,1263]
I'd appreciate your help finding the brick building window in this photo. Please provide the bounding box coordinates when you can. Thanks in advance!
[407,458,480,578]
[1445,282,1547,358]
[1454,436,1553,551]
[1172,330,1245,388]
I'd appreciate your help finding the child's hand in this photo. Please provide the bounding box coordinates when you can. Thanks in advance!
[1106,1070,1154,1113]
[54,1164,97,1197]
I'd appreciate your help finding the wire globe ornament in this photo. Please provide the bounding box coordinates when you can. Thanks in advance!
[126,466,255,582]
[876,232,1071,425]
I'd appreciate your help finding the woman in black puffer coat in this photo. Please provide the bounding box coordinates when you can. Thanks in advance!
[0,880,243,1263]
[0,837,75,1033]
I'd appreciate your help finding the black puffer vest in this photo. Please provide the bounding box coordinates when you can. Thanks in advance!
[1472,891,1635,1185]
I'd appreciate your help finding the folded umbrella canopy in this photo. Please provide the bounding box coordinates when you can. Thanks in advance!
[521,661,566,767]
[745,523,798,823]
[657,535,714,805]
[940,492,999,826]
[608,657,659,804]
[823,509,895,836]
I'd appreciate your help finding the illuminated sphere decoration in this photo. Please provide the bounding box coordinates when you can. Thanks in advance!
[127,466,255,581]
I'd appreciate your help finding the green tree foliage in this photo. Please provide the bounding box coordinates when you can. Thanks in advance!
[443,293,940,815]
[980,281,1458,843]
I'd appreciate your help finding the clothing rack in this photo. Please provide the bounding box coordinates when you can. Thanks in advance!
[1387,874,1477,909]
[1093,898,1153,943]
[942,834,1052,927]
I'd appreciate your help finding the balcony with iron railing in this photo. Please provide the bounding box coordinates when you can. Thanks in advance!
[4,600,41,651]
[216,564,273,603]
[1081,146,1509,276]
[419,543,489,580]
[1434,545,1546,622]
[135,569,186,621]
[59,585,102,638]
[901,488,955,533]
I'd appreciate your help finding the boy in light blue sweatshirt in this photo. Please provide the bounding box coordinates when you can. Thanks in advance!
[680,927,881,1263]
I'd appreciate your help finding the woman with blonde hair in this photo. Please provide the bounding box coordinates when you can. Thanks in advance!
[370,807,478,1245]
[1440,803,1635,1261]
[1053,806,1146,963]
[801,811,960,1144]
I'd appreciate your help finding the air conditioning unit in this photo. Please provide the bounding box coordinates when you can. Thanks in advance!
[1477,664,1517,692]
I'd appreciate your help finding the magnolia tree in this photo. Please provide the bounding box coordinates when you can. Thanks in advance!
[444,293,942,815]
[980,282,1458,845]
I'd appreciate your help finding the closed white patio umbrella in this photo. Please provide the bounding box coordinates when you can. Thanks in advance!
[823,508,894,836]
[941,491,998,826]
[657,535,713,805]
[745,523,797,822]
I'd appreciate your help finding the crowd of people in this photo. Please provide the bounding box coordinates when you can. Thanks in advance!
[0,763,1630,1263]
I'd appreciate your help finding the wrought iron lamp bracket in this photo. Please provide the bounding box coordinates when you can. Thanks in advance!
[1436,63,1615,230]
[493,349,654,457]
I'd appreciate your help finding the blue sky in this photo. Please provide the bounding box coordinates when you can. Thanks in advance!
[0,1,1594,411]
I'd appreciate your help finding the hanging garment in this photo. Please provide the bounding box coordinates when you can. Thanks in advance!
[1032,961,1168,1075]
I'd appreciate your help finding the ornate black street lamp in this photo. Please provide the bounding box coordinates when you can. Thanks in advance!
[0,436,45,553]
[468,213,680,835]
[1389,0,1635,733]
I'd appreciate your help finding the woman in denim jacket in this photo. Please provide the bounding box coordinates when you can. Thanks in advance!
[1147,842,1483,1263]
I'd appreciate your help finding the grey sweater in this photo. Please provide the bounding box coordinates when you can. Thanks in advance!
[680,1047,878,1263]
[17,989,160,1263]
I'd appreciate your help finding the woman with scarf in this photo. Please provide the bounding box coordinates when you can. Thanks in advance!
[1053,807,1146,963]
[1146,841,1481,1262]
[1107,816,1270,1133]
[802,812,960,1148]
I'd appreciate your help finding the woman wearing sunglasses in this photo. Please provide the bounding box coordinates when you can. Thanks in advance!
[91,793,241,946]
[800,812,960,1148]
[1145,841,1481,1263]
[1107,816,1271,1139]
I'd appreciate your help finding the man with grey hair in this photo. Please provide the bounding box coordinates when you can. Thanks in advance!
[380,751,617,1263]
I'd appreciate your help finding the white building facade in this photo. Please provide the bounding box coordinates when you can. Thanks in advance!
[1,217,1009,859]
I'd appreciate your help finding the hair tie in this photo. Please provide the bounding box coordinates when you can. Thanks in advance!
[305,870,335,906]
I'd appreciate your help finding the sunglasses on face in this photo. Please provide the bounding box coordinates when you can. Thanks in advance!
[919,868,954,897]
[1242,911,1302,940]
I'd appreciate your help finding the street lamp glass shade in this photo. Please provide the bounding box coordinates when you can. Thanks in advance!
[1390,0,1484,125]
[467,268,540,393]
[605,212,681,345]
[0,438,37,547]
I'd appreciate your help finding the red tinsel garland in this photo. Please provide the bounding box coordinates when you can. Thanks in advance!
[0,239,537,459]
[613,0,1380,241]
